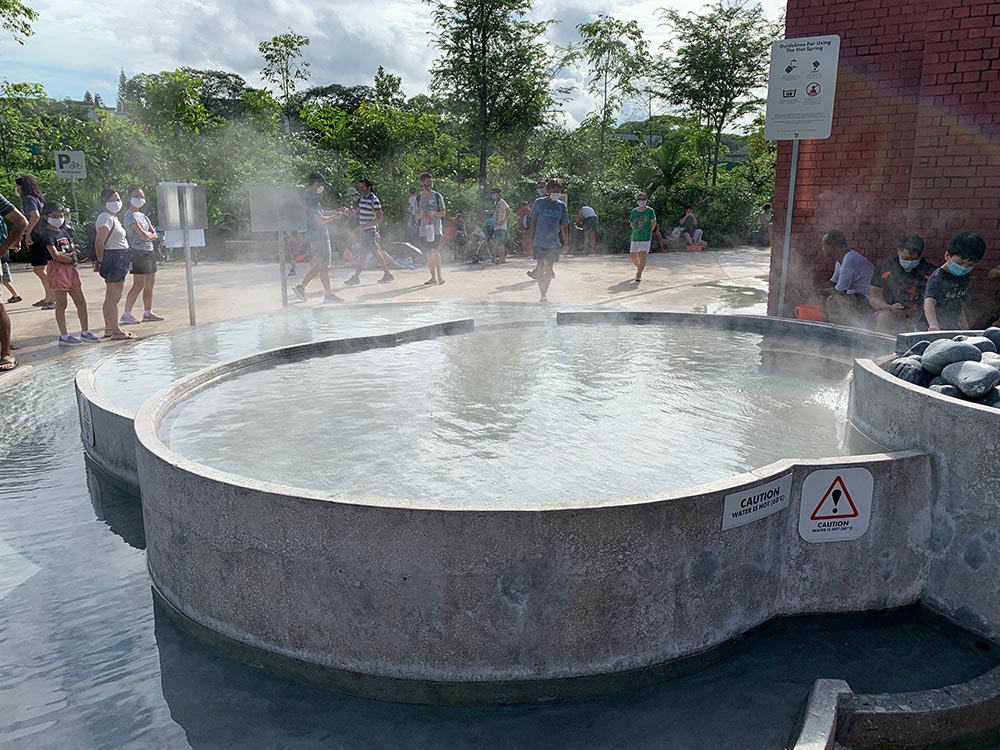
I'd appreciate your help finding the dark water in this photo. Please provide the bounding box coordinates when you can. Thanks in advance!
[2,310,999,749]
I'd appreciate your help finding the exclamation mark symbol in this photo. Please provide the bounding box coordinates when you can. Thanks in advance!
[832,489,841,514]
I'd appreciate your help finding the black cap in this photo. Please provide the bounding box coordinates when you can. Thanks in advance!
[308,172,329,187]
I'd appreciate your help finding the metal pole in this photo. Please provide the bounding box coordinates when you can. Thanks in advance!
[179,188,196,327]
[70,178,79,218]
[279,231,288,307]
[777,138,800,317]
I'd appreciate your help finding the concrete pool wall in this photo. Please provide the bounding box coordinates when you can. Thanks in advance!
[127,315,935,703]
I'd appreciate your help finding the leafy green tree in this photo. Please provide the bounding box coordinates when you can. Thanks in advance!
[374,66,404,107]
[660,1,779,187]
[117,69,127,112]
[570,15,648,157]
[425,0,555,190]
[93,92,105,108]
[83,91,94,105]
[0,0,37,46]
[633,140,691,198]
[259,29,311,111]
[296,83,374,113]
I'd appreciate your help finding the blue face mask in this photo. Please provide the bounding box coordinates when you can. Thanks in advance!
[947,260,973,276]
[898,257,919,271]
[490,193,497,201]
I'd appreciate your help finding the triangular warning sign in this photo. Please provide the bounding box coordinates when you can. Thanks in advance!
[810,476,859,520]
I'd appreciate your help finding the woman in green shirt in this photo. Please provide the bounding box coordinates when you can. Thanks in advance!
[629,192,656,283]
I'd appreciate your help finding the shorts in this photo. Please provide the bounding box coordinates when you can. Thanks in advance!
[360,230,381,250]
[630,240,651,253]
[28,243,49,267]
[583,217,598,232]
[533,246,561,263]
[493,229,508,245]
[130,250,157,275]
[420,237,441,252]
[1,252,10,283]
[99,249,130,283]
[46,261,82,292]
[310,239,332,269]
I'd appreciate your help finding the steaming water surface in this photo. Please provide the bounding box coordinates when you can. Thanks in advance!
[162,325,850,502]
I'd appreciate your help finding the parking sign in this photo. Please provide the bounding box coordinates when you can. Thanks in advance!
[54,151,87,179]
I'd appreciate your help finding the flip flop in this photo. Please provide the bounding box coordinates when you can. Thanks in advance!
[0,357,17,372]
[110,331,138,340]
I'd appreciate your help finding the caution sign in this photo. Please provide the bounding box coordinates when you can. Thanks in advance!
[721,473,792,530]
[798,468,873,543]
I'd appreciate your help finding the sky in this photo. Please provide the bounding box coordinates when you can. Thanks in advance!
[1,0,785,128]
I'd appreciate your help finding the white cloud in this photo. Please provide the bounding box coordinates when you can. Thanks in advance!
[1,0,785,127]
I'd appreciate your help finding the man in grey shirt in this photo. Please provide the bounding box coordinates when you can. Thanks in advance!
[528,178,569,302]
[819,229,875,327]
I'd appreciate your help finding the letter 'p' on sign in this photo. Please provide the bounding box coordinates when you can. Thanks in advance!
[54,151,87,180]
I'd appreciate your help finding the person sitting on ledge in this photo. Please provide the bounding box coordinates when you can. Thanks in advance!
[868,234,935,334]
[818,229,875,328]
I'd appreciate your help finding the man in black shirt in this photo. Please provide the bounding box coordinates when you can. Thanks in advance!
[868,234,936,333]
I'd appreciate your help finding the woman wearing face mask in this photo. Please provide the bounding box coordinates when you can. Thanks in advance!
[15,175,55,309]
[121,186,163,324]
[94,189,135,340]
[628,192,657,283]
[32,201,98,346]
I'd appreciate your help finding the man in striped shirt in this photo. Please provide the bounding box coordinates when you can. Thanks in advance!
[344,178,394,285]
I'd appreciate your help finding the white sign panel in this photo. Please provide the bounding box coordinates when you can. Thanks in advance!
[765,35,841,141]
[798,467,873,543]
[722,473,793,530]
[54,150,87,179]
[164,229,205,248]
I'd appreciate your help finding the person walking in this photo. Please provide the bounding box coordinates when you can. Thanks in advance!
[490,187,510,263]
[344,179,394,286]
[0,193,27,371]
[120,186,165,324]
[528,178,569,302]
[629,193,656,283]
[33,201,99,346]
[93,189,135,339]
[293,173,345,303]
[415,173,447,285]
[14,176,55,309]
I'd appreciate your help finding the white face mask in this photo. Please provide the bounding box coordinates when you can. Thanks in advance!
[107,201,123,213]
[316,185,325,194]
[548,192,559,201]
[130,196,145,208]
[47,217,64,228]
[637,200,648,207]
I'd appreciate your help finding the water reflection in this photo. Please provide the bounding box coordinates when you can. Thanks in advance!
[85,457,145,550]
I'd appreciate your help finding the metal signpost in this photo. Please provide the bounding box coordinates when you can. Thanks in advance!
[249,186,308,306]
[53,150,86,217]
[157,183,207,326]
[765,35,841,315]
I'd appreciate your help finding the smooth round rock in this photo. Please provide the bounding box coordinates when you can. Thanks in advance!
[980,352,1000,371]
[887,356,930,386]
[929,383,965,399]
[941,360,1000,399]
[981,388,1000,408]
[921,339,982,375]
[903,340,931,358]
[952,335,968,341]
[964,336,998,354]
[984,328,1000,349]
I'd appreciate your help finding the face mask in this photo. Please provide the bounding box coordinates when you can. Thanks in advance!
[14,188,21,197]
[47,217,64,228]
[947,260,972,276]
[490,193,497,201]
[130,197,145,209]
[898,257,919,271]
[316,185,325,194]
[637,200,648,207]
[537,188,546,196]
[107,201,123,213]
[548,193,559,201]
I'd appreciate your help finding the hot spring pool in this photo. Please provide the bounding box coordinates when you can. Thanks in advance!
[159,324,851,503]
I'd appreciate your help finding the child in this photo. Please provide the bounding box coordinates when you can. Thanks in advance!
[32,201,99,346]
[918,231,987,332]
[868,234,936,334]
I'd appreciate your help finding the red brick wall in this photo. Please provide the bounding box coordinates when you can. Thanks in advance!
[769,0,1000,326]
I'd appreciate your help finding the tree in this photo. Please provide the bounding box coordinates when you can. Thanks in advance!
[633,140,691,198]
[83,90,94,105]
[0,0,37,46]
[660,1,779,187]
[117,69,127,112]
[374,66,404,107]
[258,29,311,111]
[93,92,105,108]
[425,0,555,190]
[570,15,648,157]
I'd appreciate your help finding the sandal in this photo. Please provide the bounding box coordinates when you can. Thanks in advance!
[110,331,138,340]
[7,296,21,303]
[0,357,18,372]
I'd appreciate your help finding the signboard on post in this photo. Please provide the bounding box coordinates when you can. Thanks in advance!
[54,150,87,179]
[765,35,841,141]
[157,182,207,327]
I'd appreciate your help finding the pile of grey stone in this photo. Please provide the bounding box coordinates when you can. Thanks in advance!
[886,328,1000,407]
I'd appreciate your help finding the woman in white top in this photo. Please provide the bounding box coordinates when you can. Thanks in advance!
[121,186,163,324]
[94,189,135,339]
